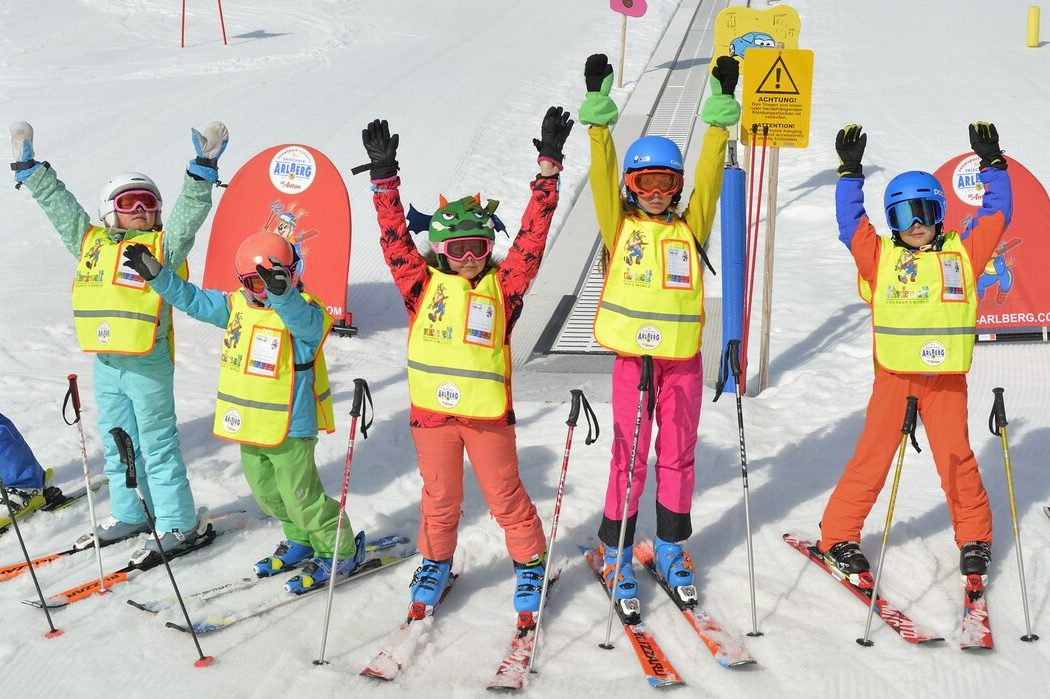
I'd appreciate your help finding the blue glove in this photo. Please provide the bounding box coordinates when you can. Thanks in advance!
[187,121,229,183]
[9,121,42,184]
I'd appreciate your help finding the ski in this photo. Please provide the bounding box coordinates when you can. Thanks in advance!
[39,475,108,513]
[485,572,561,692]
[165,546,418,635]
[1044,505,1050,521]
[23,520,220,609]
[783,534,943,644]
[360,571,459,682]
[633,539,756,668]
[580,544,684,689]
[127,533,410,613]
[2,509,248,585]
[960,574,993,650]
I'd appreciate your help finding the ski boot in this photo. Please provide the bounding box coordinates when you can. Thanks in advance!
[602,543,640,621]
[512,554,546,616]
[75,516,151,549]
[960,541,991,588]
[0,485,46,529]
[654,537,698,606]
[254,540,315,577]
[284,531,366,594]
[408,556,454,619]
[822,540,873,588]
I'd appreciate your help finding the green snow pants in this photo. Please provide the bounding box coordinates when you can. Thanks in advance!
[240,437,353,558]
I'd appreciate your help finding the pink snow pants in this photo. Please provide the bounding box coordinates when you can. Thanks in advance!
[602,353,702,529]
[412,422,546,563]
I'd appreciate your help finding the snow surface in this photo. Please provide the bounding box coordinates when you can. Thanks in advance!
[3,0,1050,696]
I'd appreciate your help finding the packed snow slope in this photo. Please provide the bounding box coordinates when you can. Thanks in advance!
[2,0,1050,696]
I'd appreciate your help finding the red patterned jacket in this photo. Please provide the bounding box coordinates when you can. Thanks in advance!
[372,174,560,427]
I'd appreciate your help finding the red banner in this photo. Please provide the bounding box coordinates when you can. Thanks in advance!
[203,145,353,326]
[611,0,647,19]
[933,154,1050,336]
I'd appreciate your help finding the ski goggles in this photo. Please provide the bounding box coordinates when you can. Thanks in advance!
[886,198,944,231]
[625,170,684,197]
[238,273,267,295]
[434,236,493,261]
[113,189,161,214]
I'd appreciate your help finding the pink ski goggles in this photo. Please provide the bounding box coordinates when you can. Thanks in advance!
[113,189,161,214]
[433,236,493,261]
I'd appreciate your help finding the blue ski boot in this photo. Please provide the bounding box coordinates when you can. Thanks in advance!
[512,554,546,613]
[654,537,698,605]
[284,531,366,594]
[601,543,639,606]
[409,557,453,609]
[254,540,314,577]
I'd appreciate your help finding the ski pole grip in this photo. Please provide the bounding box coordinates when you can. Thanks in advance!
[67,374,81,414]
[726,339,743,379]
[350,378,369,418]
[991,387,1008,429]
[109,427,137,489]
[567,389,583,427]
[638,354,653,391]
[901,396,918,435]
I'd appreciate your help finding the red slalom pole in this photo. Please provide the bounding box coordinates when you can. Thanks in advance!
[741,125,769,392]
[181,0,186,48]
[217,0,228,45]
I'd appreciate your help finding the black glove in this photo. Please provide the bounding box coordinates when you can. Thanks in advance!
[585,53,613,92]
[712,56,739,96]
[835,124,866,178]
[533,106,574,166]
[361,119,399,180]
[969,121,1006,170]
[255,256,290,296]
[122,243,161,281]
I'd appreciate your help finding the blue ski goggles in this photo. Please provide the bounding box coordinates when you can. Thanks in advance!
[886,198,944,231]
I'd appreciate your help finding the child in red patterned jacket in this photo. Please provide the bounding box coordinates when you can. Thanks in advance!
[360,107,572,618]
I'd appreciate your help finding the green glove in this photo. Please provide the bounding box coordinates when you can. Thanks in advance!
[579,53,619,127]
[700,93,740,127]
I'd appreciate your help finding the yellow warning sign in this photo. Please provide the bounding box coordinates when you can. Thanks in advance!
[741,48,814,148]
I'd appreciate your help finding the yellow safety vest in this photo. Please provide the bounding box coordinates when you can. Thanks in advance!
[406,269,510,419]
[593,215,704,359]
[71,227,187,354]
[213,291,335,446]
[859,233,977,373]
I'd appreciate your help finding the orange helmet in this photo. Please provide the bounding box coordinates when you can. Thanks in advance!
[234,232,300,297]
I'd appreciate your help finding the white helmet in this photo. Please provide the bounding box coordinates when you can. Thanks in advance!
[98,172,163,229]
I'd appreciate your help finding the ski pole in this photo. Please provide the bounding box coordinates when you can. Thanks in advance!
[988,387,1039,642]
[62,374,107,595]
[110,428,213,667]
[530,389,599,674]
[601,354,654,650]
[314,378,373,666]
[726,340,762,637]
[858,395,918,647]
[0,474,63,638]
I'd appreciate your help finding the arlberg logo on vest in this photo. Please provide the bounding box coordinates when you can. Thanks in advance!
[436,381,461,408]
[223,408,242,433]
[920,339,947,366]
[635,324,662,350]
[96,322,111,346]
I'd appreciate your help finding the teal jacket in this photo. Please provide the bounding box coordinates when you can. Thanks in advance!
[24,165,213,363]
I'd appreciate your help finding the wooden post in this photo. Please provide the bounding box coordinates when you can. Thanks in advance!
[617,15,627,88]
[757,145,779,395]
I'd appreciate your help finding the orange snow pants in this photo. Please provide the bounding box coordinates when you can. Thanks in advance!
[819,367,993,551]
[411,422,546,563]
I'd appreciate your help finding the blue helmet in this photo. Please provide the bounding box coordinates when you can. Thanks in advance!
[623,136,684,174]
[883,171,946,232]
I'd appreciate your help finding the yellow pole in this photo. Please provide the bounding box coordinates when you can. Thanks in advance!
[1027,6,1040,48]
